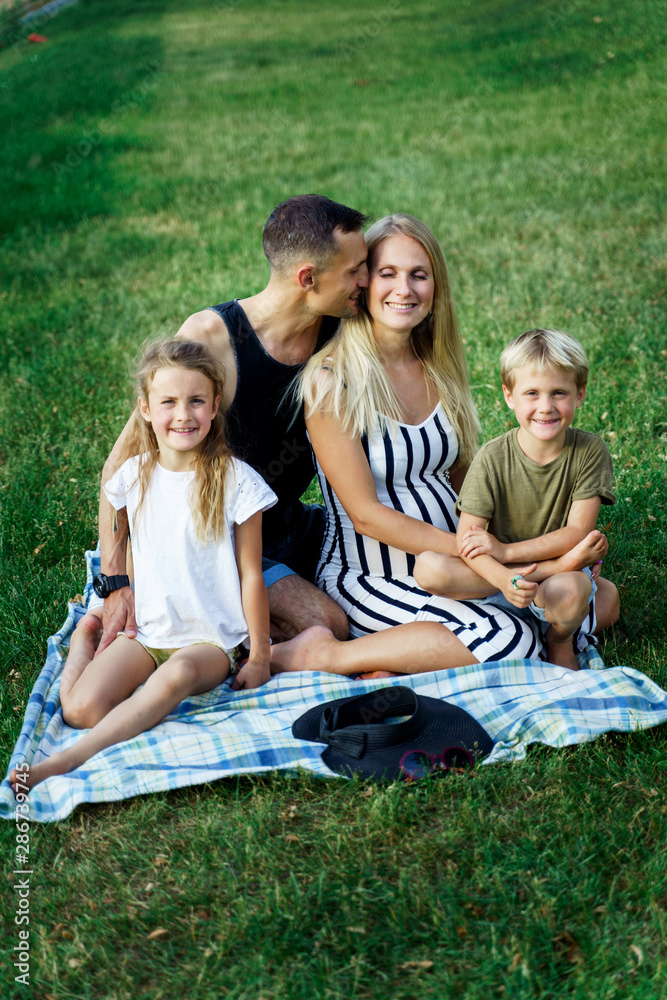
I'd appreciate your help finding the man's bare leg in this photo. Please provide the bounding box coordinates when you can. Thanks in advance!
[270,621,478,677]
[267,574,349,642]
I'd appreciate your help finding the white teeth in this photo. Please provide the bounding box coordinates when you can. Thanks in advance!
[387,303,415,310]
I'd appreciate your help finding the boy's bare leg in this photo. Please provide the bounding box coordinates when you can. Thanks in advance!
[534,572,593,671]
[11,644,228,793]
[267,574,349,642]
[594,577,620,633]
[270,621,479,677]
[59,611,104,705]
[414,551,535,600]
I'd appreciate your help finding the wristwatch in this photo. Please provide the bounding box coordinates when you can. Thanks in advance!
[92,574,131,599]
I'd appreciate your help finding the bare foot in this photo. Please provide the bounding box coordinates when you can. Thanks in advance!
[546,637,580,671]
[9,752,73,795]
[355,670,404,681]
[557,531,608,574]
[269,625,337,673]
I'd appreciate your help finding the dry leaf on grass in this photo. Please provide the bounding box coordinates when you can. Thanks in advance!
[146,928,169,940]
[630,944,644,966]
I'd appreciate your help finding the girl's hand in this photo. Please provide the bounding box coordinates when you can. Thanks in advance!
[232,657,270,691]
[459,526,506,562]
[502,569,538,609]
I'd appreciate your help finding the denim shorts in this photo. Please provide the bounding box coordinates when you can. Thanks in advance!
[471,565,597,622]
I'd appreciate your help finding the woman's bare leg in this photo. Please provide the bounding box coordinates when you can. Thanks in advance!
[11,644,229,792]
[270,622,479,677]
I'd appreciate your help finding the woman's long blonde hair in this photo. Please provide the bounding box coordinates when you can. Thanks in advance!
[114,339,232,541]
[299,214,479,465]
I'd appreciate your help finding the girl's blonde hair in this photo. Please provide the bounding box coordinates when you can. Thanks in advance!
[114,339,232,541]
[299,214,479,465]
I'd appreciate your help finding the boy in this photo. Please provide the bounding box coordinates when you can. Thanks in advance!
[414,328,615,670]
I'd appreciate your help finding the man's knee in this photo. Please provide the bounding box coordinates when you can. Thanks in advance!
[267,574,349,640]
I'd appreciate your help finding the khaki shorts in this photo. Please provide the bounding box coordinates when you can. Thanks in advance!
[118,634,245,675]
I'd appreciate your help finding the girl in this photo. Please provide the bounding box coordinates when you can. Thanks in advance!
[12,339,276,792]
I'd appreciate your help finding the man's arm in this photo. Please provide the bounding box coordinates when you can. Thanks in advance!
[96,414,137,654]
[175,309,238,411]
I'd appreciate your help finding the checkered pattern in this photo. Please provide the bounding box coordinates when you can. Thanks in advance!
[3,550,666,823]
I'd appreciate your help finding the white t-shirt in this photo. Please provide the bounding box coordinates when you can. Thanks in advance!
[104,456,277,650]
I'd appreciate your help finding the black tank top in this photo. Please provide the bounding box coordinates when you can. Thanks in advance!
[208,300,339,550]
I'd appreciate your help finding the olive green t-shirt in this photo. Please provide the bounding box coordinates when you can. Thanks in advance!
[455,427,615,544]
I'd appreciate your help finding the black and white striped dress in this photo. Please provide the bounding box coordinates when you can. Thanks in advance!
[315,403,541,661]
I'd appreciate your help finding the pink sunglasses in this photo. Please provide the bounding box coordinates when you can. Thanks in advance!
[399,746,476,780]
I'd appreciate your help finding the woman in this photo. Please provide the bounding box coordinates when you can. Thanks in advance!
[271,214,545,677]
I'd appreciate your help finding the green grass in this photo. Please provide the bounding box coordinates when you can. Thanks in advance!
[0,0,666,996]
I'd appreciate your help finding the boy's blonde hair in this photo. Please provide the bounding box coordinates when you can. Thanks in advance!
[298,214,479,465]
[501,328,589,390]
[114,339,232,542]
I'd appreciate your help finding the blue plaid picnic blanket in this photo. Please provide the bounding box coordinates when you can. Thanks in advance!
[3,550,667,822]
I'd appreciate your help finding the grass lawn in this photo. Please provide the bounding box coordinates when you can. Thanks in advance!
[1,0,666,996]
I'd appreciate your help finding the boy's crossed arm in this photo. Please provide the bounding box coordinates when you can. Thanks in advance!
[455,511,538,609]
[458,496,606,582]
[415,498,607,609]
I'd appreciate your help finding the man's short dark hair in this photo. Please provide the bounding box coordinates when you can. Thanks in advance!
[262,194,370,273]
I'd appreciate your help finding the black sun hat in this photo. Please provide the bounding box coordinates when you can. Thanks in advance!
[292,686,494,781]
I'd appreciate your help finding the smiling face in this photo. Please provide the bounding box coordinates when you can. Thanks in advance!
[503,365,586,458]
[366,234,435,337]
[139,366,220,471]
[312,227,369,318]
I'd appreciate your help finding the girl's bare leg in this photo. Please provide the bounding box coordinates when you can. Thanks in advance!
[11,644,229,792]
[270,622,479,677]
[59,611,103,705]
[60,634,157,730]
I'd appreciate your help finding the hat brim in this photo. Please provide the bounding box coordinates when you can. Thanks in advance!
[292,686,493,781]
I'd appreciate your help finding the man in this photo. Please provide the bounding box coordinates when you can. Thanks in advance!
[93,194,369,654]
